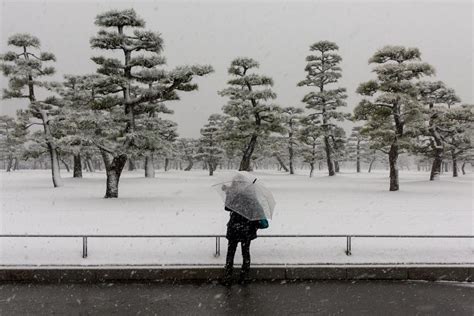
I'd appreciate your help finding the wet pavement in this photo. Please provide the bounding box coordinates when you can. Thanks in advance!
[0,280,472,315]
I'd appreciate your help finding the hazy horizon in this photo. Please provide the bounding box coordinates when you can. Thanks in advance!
[1,0,472,137]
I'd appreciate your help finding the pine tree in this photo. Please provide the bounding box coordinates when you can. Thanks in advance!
[298,116,323,177]
[0,33,62,186]
[219,118,242,169]
[88,9,213,197]
[282,107,304,174]
[298,41,348,176]
[440,104,473,177]
[354,46,434,191]
[56,74,101,178]
[414,81,461,180]
[0,115,27,172]
[330,126,346,172]
[195,114,225,176]
[219,57,282,171]
[138,116,177,177]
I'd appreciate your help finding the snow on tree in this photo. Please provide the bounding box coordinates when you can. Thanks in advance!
[0,115,27,172]
[330,126,346,173]
[413,81,461,180]
[281,107,304,174]
[354,46,434,191]
[219,57,283,171]
[298,41,348,176]
[439,104,473,177]
[133,69,177,177]
[0,33,63,186]
[55,74,102,178]
[88,9,213,197]
[195,114,225,176]
[138,116,177,177]
[298,116,323,177]
[219,118,242,169]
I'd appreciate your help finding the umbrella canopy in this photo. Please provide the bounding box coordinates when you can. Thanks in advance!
[213,171,275,221]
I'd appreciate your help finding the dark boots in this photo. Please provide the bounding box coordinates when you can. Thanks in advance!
[222,239,251,285]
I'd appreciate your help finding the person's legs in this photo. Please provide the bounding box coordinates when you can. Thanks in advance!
[240,240,251,281]
[224,239,238,282]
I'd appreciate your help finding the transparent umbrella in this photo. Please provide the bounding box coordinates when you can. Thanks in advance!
[212,171,275,221]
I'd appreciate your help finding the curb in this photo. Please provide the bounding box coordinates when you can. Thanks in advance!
[0,266,472,283]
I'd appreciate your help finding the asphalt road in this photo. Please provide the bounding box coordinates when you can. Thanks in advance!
[0,280,472,315]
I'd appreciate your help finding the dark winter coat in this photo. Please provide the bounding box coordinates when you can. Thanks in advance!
[225,207,259,241]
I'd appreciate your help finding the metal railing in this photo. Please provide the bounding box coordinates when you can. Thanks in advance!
[1,234,472,259]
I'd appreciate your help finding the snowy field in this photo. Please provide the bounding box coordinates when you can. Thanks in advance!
[0,169,472,266]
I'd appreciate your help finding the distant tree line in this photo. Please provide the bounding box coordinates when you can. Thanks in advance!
[1,9,472,197]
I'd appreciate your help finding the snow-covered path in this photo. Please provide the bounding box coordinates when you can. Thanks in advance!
[0,169,472,265]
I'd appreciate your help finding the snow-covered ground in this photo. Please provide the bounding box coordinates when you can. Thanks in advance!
[0,169,472,266]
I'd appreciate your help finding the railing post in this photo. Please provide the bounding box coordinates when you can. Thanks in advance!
[215,237,221,257]
[82,237,88,258]
[345,236,352,256]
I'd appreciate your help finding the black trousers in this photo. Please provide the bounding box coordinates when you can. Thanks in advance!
[224,239,251,278]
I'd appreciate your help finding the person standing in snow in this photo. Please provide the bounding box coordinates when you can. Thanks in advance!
[223,207,260,284]
[222,178,268,285]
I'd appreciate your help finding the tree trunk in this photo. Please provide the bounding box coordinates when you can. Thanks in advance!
[443,162,449,172]
[452,151,458,177]
[60,157,70,173]
[128,159,135,171]
[6,155,13,172]
[289,138,295,175]
[144,153,155,178]
[388,143,399,191]
[86,158,95,172]
[47,143,62,187]
[334,161,340,173]
[461,161,466,175]
[356,141,361,173]
[324,136,335,176]
[13,157,19,171]
[73,154,82,178]
[430,154,442,181]
[274,153,289,172]
[368,157,376,173]
[164,158,169,172]
[184,158,193,171]
[239,135,258,171]
[39,111,62,187]
[309,162,314,178]
[101,151,127,198]
[208,161,214,176]
[428,104,443,181]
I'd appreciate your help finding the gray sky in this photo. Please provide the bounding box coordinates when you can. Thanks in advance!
[1,0,472,137]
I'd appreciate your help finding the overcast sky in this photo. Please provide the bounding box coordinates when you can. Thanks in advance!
[1,0,472,137]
